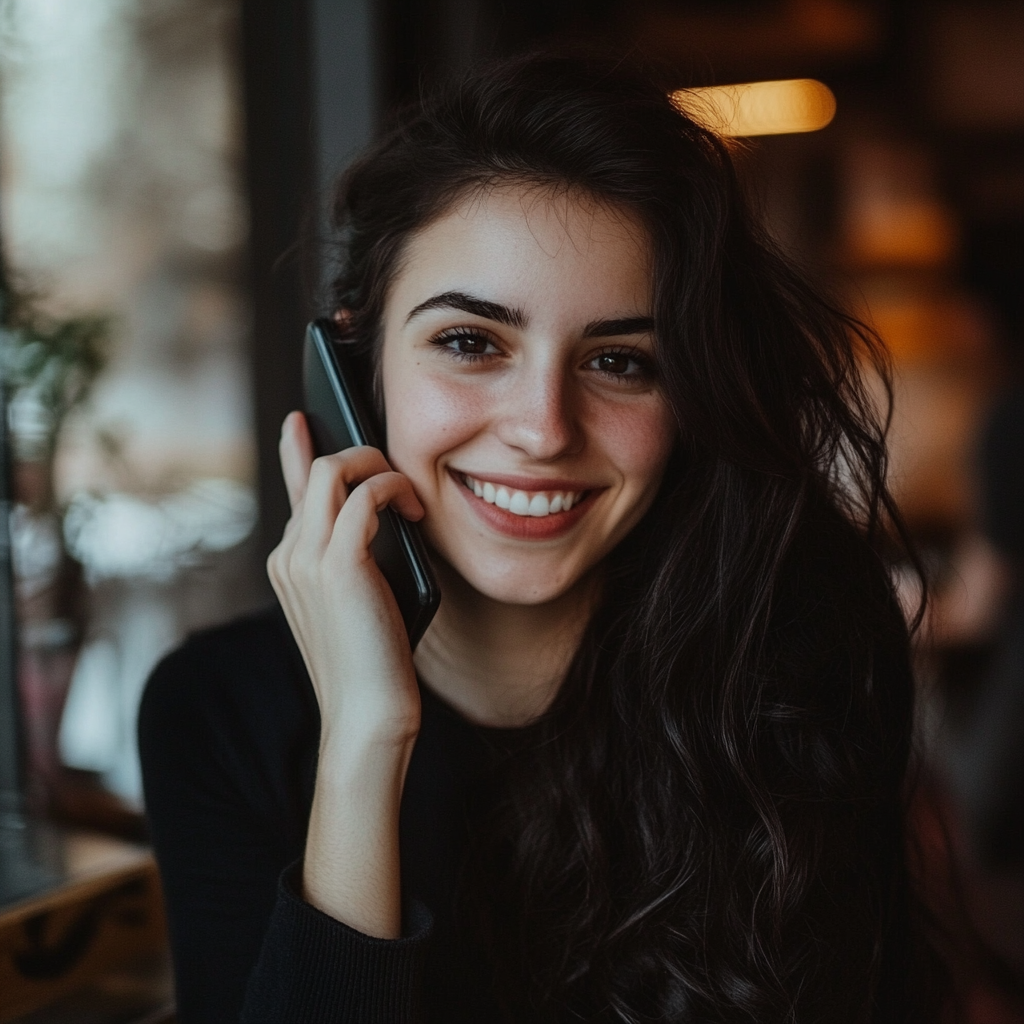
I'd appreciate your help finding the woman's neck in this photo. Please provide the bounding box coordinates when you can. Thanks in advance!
[413,559,598,728]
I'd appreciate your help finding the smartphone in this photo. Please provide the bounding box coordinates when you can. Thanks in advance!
[302,318,440,648]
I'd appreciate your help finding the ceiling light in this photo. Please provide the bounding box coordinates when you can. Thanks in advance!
[673,79,837,136]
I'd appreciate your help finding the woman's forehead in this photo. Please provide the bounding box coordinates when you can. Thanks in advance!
[387,183,653,323]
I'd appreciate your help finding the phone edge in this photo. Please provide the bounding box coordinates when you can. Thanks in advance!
[306,321,441,646]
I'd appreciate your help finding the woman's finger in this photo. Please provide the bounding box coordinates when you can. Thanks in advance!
[330,471,424,557]
[292,446,398,554]
[280,412,315,510]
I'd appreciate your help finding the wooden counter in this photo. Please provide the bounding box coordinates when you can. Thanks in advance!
[0,824,172,1023]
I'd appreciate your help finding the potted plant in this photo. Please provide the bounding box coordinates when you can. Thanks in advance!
[0,268,107,812]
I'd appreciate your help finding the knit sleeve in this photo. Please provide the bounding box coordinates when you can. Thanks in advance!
[242,861,433,1023]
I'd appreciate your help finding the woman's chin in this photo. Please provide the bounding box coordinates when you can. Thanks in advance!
[431,549,587,608]
[473,579,574,607]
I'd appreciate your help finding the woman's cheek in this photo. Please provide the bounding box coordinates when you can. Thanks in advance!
[597,396,675,494]
[385,372,487,490]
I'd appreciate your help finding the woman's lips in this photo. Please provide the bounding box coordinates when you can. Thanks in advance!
[450,470,600,539]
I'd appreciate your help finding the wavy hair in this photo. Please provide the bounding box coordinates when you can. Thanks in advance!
[328,52,922,1023]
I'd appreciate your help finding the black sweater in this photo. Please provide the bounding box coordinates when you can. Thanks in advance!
[139,536,914,1023]
[139,606,518,1023]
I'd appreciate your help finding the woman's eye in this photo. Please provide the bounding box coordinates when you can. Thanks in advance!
[595,352,632,374]
[431,329,499,359]
[588,349,652,381]
[453,334,491,355]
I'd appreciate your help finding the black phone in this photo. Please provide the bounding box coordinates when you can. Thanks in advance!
[302,318,441,649]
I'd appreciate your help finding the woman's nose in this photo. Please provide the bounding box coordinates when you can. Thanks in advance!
[495,364,582,461]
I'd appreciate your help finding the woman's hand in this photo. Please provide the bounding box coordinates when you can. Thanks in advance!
[267,411,424,745]
[267,411,425,938]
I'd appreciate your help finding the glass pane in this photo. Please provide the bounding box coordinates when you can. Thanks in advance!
[0,0,260,811]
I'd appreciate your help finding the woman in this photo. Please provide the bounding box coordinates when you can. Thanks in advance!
[140,51,920,1023]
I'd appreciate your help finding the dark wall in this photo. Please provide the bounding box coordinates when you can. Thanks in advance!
[240,0,316,565]
[378,0,617,110]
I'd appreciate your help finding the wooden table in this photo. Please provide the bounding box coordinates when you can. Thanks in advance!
[0,823,173,1023]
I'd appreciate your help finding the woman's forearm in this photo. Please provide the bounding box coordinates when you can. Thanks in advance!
[302,724,418,939]
[268,415,427,941]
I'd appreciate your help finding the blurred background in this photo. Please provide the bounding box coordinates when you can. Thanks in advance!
[0,1,1020,1021]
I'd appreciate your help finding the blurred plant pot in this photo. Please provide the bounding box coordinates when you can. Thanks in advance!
[19,622,80,811]
[11,460,86,814]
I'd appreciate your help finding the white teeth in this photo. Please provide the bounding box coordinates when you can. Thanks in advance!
[509,491,531,515]
[528,494,549,517]
[462,475,584,519]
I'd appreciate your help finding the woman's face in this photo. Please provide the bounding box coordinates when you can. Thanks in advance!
[380,184,675,605]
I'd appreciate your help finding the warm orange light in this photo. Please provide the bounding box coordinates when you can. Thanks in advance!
[672,79,837,137]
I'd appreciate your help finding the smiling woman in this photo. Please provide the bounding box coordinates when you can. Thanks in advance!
[139,51,926,1024]
[382,188,673,611]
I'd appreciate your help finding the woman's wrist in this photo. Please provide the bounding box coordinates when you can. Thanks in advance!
[317,692,421,761]
[303,726,416,939]
[316,717,418,792]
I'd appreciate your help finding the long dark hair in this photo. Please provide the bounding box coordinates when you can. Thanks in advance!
[329,52,921,1023]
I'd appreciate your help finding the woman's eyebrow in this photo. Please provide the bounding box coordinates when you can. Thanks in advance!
[404,292,654,339]
[582,316,655,338]
[405,291,527,328]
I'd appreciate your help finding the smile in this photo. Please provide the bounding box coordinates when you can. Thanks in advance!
[460,474,587,518]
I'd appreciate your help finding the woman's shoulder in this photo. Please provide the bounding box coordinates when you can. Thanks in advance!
[139,608,319,930]
[138,605,317,779]
[143,604,305,706]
